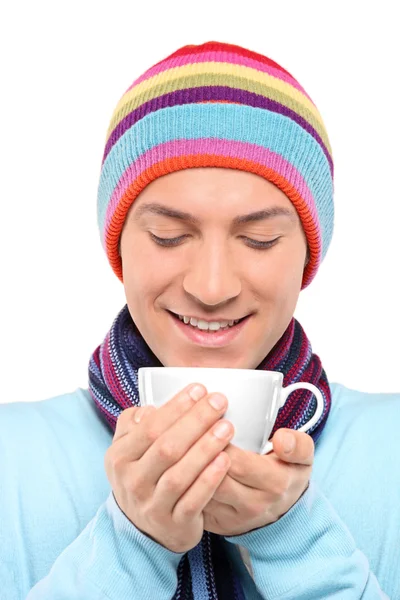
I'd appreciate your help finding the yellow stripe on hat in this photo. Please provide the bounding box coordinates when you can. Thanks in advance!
[107,61,326,142]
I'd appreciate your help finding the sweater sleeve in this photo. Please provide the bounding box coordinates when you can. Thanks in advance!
[24,493,184,600]
[224,480,390,600]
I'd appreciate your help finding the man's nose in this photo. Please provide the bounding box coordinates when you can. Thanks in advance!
[182,241,242,307]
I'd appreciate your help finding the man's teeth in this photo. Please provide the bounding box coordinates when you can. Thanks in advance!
[178,315,241,331]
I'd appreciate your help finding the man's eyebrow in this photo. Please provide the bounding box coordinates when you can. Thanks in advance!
[133,203,297,225]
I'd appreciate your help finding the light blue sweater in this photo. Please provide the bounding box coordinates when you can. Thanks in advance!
[0,382,398,599]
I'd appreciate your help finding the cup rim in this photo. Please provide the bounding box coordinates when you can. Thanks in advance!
[138,367,283,378]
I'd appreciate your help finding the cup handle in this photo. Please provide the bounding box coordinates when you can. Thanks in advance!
[260,382,324,455]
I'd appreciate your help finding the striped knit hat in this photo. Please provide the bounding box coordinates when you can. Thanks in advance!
[97,41,334,289]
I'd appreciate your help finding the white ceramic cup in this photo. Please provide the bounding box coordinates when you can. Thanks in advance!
[138,367,323,454]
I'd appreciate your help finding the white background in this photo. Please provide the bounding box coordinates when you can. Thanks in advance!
[1,0,399,404]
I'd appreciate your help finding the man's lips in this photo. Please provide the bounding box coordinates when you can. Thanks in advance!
[167,310,252,348]
[168,310,248,324]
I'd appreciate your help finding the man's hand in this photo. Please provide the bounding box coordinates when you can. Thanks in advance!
[104,385,235,553]
[203,428,314,536]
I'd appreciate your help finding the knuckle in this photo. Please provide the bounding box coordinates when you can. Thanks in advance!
[179,500,198,519]
[157,441,179,463]
[228,460,246,480]
[107,451,126,475]
[195,407,214,428]
[197,435,217,458]
[160,471,182,493]
[201,463,221,485]
[144,426,160,445]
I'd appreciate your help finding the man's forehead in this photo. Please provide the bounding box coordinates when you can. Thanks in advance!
[132,202,298,226]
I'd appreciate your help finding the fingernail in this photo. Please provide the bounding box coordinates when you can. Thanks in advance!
[134,407,146,423]
[208,393,227,411]
[189,384,207,401]
[282,432,296,453]
[213,420,232,439]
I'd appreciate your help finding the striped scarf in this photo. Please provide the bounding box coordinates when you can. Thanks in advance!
[88,304,331,599]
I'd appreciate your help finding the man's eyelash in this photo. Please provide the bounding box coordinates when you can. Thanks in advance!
[150,234,188,246]
[149,233,280,250]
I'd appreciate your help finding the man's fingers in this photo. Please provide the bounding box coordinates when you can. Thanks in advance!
[113,405,156,441]
[113,383,208,441]
[272,429,314,465]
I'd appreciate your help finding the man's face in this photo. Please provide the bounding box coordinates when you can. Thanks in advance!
[120,168,308,369]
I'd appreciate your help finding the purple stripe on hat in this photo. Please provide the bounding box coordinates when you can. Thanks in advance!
[103,86,333,176]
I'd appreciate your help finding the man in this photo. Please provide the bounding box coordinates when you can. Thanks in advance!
[1,41,398,599]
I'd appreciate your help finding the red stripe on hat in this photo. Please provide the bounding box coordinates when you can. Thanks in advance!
[105,154,320,289]
[164,41,294,79]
